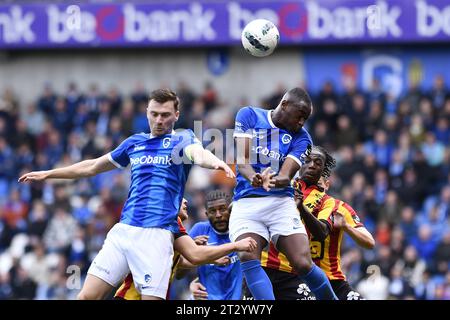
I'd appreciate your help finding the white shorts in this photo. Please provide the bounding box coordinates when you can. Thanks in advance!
[87,223,174,299]
[229,196,307,245]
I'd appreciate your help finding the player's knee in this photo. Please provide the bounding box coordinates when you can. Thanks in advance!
[292,257,313,275]
[77,289,102,300]
[238,251,260,262]
[77,291,89,300]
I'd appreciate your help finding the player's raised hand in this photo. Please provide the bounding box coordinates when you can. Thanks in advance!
[214,160,235,178]
[332,211,347,229]
[235,237,257,252]
[293,178,304,207]
[190,280,208,300]
[193,235,209,246]
[250,173,264,188]
[18,171,49,183]
[261,167,276,191]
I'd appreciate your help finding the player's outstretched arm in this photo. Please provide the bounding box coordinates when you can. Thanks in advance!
[295,185,330,241]
[265,157,301,190]
[185,144,235,178]
[18,154,117,182]
[235,137,266,187]
[333,212,375,249]
[174,235,256,266]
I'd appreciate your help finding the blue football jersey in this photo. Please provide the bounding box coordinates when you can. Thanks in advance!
[233,106,313,201]
[108,129,201,232]
[189,221,242,300]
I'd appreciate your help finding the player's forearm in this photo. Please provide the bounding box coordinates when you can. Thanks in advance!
[344,226,375,249]
[273,175,290,188]
[192,149,223,169]
[189,243,236,265]
[299,206,329,241]
[237,164,257,182]
[45,159,98,179]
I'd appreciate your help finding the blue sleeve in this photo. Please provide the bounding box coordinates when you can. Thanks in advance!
[179,129,202,151]
[108,136,134,168]
[287,131,313,167]
[233,107,256,138]
[188,223,205,238]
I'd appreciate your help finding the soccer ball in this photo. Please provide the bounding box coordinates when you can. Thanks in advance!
[241,19,280,57]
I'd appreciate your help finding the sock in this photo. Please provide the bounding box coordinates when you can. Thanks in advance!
[299,264,338,300]
[241,260,275,300]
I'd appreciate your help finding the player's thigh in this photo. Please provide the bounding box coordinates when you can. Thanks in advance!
[229,197,270,243]
[78,274,115,300]
[265,197,308,242]
[331,280,364,300]
[86,224,130,292]
[125,226,175,300]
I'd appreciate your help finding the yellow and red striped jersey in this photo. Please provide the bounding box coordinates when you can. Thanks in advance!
[261,182,364,281]
[261,180,334,274]
[312,199,363,280]
[114,217,187,300]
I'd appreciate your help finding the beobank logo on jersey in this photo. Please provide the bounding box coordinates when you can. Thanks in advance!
[130,155,172,166]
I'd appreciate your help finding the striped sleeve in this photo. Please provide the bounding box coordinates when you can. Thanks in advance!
[316,196,336,231]
[339,201,364,228]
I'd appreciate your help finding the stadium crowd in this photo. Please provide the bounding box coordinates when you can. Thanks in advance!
[0,75,448,300]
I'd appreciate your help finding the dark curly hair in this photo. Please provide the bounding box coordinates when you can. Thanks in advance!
[311,146,336,179]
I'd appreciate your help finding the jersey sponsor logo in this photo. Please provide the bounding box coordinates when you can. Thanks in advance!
[130,155,172,166]
[252,146,285,161]
[281,134,292,144]
[134,145,145,151]
[163,137,171,148]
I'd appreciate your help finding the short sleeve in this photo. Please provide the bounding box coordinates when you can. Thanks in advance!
[174,129,202,161]
[287,131,313,167]
[233,107,256,138]
[174,217,188,239]
[316,196,336,231]
[108,136,133,168]
[339,202,364,228]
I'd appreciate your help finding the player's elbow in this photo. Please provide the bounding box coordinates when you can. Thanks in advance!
[364,237,376,250]
[184,252,203,266]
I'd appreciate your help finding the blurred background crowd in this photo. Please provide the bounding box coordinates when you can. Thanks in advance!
[0,75,448,299]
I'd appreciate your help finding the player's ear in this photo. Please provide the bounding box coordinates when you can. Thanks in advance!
[175,110,180,120]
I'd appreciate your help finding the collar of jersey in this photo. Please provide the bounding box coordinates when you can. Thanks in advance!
[149,130,176,139]
[301,179,324,192]
[267,110,277,129]
[211,226,229,236]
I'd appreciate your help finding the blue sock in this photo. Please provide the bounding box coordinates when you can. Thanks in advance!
[299,265,338,300]
[241,260,275,300]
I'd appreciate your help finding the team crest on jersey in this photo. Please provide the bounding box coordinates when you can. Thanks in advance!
[144,273,152,284]
[163,137,171,148]
[292,217,301,227]
[281,134,292,144]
